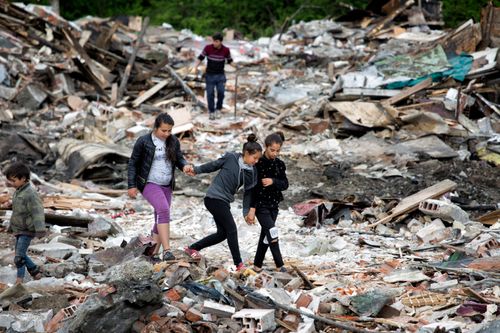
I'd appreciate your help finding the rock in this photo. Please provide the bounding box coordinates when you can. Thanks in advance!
[15,84,47,109]
[29,242,78,259]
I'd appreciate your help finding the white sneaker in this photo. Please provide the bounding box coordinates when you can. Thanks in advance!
[215,109,222,119]
[209,113,215,120]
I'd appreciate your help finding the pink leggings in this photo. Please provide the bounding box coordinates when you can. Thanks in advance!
[142,183,172,235]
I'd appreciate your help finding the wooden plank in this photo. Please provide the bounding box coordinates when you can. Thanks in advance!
[61,28,109,97]
[384,78,432,105]
[132,79,169,107]
[368,179,457,227]
[341,88,400,97]
[117,16,150,102]
[477,210,500,226]
[328,101,393,128]
[476,93,500,116]
[165,64,206,109]
[367,0,415,38]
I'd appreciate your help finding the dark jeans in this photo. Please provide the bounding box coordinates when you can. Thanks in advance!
[205,73,226,113]
[253,207,284,269]
[190,197,242,265]
[15,235,38,279]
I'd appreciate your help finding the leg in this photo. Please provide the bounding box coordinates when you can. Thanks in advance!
[215,74,226,111]
[189,198,228,251]
[157,186,173,254]
[142,184,172,253]
[14,235,36,283]
[191,198,242,265]
[205,75,216,114]
[267,209,284,268]
[253,227,268,269]
[255,208,284,269]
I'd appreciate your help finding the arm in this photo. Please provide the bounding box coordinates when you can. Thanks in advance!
[127,137,145,198]
[28,192,45,234]
[272,161,289,191]
[174,138,189,171]
[193,46,207,72]
[243,187,256,218]
[193,153,227,175]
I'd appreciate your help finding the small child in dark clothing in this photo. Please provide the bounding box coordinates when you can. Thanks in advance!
[4,162,45,284]
[247,132,289,272]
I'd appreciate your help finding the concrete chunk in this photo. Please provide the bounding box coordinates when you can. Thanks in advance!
[419,199,469,223]
[232,309,276,332]
[16,84,47,109]
[29,242,77,259]
[202,300,235,318]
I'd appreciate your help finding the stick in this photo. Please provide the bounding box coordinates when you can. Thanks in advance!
[117,16,150,102]
[275,302,381,333]
[291,265,314,290]
[165,65,206,109]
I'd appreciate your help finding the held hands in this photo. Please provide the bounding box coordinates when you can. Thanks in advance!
[183,164,195,176]
[128,188,138,199]
[262,178,273,187]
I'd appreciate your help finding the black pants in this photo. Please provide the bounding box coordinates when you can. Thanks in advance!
[253,206,284,269]
[190,197,242,265]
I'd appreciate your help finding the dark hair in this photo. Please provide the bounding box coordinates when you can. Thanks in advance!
[154,113,177,163]
[265,131,285,147]
[4,161,31,181]
[242,134,262,155]
[212,32,223,41]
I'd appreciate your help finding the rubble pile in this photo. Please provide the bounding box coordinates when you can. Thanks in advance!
[0,0,499,332]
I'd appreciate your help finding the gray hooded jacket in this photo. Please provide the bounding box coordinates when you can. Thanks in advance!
[194,152,257,215]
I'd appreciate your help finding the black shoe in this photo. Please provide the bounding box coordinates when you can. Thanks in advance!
[163,250,176,261]
[278,266,288,273]
[149,254,161,264]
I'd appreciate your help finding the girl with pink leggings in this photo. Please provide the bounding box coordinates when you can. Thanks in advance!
[127,113,191,261]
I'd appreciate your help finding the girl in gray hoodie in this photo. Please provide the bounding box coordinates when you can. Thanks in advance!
[184,134,262,271]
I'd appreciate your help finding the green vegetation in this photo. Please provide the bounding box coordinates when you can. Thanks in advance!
[28,0,500,38]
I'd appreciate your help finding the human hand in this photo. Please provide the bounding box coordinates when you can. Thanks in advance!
[245,208,256,225]
[262,178,273,187]
[183,164,195,176]
[128,188,138,199]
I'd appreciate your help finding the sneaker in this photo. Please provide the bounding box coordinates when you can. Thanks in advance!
[209,113,215,120]
[184,246,201,260]
[236,262,247,272]
[215,109,222,119]
[278,266,288,273]
[163,250,176,261]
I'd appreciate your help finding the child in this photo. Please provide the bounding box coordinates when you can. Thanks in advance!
[184,134,262,271]
[247,132,288,272]
[5,162,45,284]
[128,113,191,261]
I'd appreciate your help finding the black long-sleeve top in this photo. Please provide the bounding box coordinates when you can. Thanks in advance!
[252,155,288,209]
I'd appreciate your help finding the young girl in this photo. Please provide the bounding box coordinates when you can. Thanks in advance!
[248,132,288,272]
[184,134,262,271]
[128,113,191,261]
[5,162,45,284]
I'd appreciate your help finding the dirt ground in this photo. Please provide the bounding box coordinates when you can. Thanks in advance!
[284,156,499,216]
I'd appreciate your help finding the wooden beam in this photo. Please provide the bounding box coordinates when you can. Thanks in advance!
[368,179,457,228]
[165,64,206,109]
[117,16,150,102]
[367,0,415,38]
[383,78,433,106]
[132,79,170,108]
